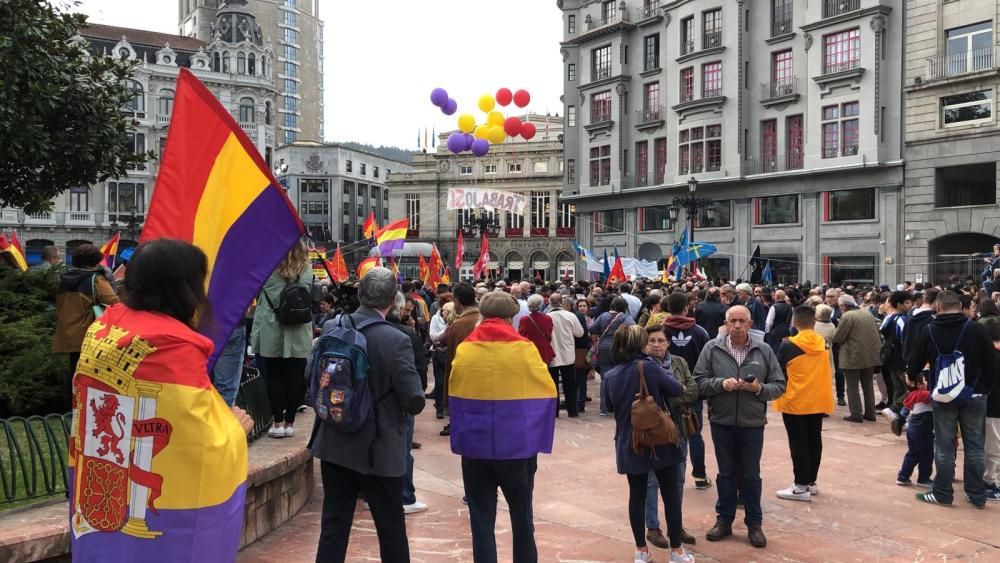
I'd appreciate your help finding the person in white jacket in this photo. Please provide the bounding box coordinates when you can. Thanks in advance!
[428,300,455,419]
[548,294,585,417]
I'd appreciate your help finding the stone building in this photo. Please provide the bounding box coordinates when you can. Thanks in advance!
[179,0,325,143]
[559,0,905,285]
[0,11,279,264]
[903,0,1000,284]
[386,115,579,282]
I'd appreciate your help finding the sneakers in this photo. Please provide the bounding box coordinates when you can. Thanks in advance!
[986,485,1000,502]
[881,407,900,421]
[600,411,611,417]
[267,426,284,438]
[915,491,952,506]
[634,551,652,563]
[670,548,695,563]
[896,477,913,486]
[646,528,669,549]
[284,426,295,438]
[890,417,903,436]
[807,483,819,496]
[776,484,812,502]
[403,500,428,514]
[966,494,986,510]
[693,476,713,490]
[916,479,934,488]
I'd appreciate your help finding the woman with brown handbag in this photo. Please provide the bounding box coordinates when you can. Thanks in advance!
[602,325,694,563]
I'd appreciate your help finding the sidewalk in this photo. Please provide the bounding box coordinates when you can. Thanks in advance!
[240,386,999,562]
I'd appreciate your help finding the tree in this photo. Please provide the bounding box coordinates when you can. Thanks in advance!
[0,0,151,213]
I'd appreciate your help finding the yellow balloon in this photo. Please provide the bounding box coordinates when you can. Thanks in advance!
[478,94,496,113]
[458,114,476,133]
[487,111,504,127]
[487,125,506,144]
[474,124,490,140]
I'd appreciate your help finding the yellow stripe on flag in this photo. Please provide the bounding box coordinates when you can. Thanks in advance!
[449,341,556,401]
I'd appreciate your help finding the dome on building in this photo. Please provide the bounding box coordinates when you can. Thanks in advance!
[213,0,263,46]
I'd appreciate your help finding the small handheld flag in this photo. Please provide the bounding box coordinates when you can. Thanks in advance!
[100,231,121,269]
[376,219,408,257]
[455,231,465,272]
[362,211,378,241]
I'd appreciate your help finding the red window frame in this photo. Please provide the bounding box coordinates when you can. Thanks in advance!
[636,141,649,186]
[589,147,601,185]
[823,28,860,73]
[566,158,576,183]
[599,145,611,185]
[786,114,803,168]
[761,119,778,168]
[644,82,660,119]
[591,90,611,123]
[679,144,690,175]
[680,68,694,102]
[702,62,722,97]
[772,49,793,86]
[822,123,839,158]
[654,137,666,184]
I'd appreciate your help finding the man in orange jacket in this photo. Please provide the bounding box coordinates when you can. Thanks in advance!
[773,305,835,502]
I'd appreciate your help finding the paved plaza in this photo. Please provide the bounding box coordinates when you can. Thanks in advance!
[240,382,999,562]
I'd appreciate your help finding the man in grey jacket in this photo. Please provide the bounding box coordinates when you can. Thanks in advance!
[694,305,786,549]
[310,268,426,563]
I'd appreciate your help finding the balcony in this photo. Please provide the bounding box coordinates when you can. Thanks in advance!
[823,0,860,19]
[760,78,800,107]
[591,65,612,81]
[925,46,999,82]
[156,114,170,125]
[635,105,664,131]
[505,227,524,238]
[531,227,549,237]
[673,90,726,114]
[771,16,793,39]
[556,227,576,237]
[585,113,614,134]
[681,40,695,56]
[702,31,722,50]
[66,212,98,226]
[815,59,863,85]
[643,54,660,73]
[743,153,805,176]
[822,144,858,159]
[240,121,258,138]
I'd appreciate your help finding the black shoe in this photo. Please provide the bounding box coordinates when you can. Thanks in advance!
[747,523,767,548]
[874,402,887,410]
[890,417,903,436]
[705,517,732,542]
[558,401,567,410]
[439,425,450,436]
[436,410,444,420]
[585,396,593,402]
[843,416,863,423]
[838,397,847,406]
[863,414,878,422]
[425,392,434,399]
[680,528,697,545]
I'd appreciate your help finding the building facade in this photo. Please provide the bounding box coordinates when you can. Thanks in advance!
[387,115,579,282]
[275,142,412,267]
[559,0,905,285]
[179,0,325,143]
[0,12,279,264]
[903,0,1000,285]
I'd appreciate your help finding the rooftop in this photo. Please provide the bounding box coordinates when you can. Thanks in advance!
[81,23,207,52]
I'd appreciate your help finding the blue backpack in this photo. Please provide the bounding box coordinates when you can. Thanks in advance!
[308,314,388,433]
[928,320,975,405]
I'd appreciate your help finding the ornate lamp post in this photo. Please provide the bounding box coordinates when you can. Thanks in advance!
[667,177,716,274]
[459,210,500,277]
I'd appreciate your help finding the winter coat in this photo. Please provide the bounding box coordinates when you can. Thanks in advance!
[54,267,120,353]
[547,308,584,367]
[693,334,786,428]
[695,299,728,339]
[251,268,314,359]
[774,330,835,415]
[589,312,635,373]
[518,311,555,364]
[832,307,882,370]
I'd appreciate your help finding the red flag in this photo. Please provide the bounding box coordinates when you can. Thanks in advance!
[441,266,451,285]
[472,234,489,280]
[357,256,379,278]
[325,244,349,282]
[418,254,429,283]
[606,255,626,288]
[427,245,443,287]
[455,230,465,271]
[362,211,378,241]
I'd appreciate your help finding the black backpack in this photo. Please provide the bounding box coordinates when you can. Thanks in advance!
[263,278,313,325]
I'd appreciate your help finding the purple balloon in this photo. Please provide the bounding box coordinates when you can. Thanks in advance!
[463,133,475,151]
[447,132,466,154]
[442,98,458,115]
[471,139,490,157]
[430,88,448,107]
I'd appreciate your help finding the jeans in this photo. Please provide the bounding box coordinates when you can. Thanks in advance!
[630,465,682,549]
[688,401,707,479]
[432,350,446,414]
[575,366,588,410]
[403,415,416,505]
[711,424,765,526]
[898,411,934,482]
[211,324,246,406]
[782,413,824,485]
[985,417,1000,486]
[844,367,876,419]
[462,456,538,563]
[646,437,687,530]
[549,364,577,417]
[317,461,409,563]
[932,396,988,505]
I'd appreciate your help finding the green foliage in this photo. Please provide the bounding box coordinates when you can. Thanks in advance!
[0,268,67,417]
[0,0,152,213]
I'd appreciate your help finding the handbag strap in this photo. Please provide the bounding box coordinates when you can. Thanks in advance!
[599,312,620,340]
[637,360,650,398]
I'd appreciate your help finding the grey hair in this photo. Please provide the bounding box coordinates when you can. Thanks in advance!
[390,291,406,316]
[735,282,752,294]
[549,293,563,308]
[527,293,544,312]
[838,294,857,308]
[359,267,398,309]
[815,304,833,321]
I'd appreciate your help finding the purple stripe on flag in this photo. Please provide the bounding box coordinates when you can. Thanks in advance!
[378,238,405,257]
[69,472,246,563]
[202,185,302,370]
[449,396,557,460]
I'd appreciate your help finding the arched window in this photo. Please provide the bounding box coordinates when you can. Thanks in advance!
[222,51,230,73]
[237,52,246,74]
[157,88,174,117]
[248,53,256,75]
[264,100,272,124]
[123,80,144,115]
[239,97,255,123]
[213,52,220,72]
[260,56,267,77]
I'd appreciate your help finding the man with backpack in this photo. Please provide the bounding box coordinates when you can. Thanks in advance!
[880,291,913,426]
[309,267,426,562]
[906,290,995,509]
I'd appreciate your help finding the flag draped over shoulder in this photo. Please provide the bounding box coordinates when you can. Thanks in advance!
[448,319,557,459]
[140,69,304,370]
[100,231,121,269]
[0,232,28,271]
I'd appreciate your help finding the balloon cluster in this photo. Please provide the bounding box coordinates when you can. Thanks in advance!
[432,87,537,156]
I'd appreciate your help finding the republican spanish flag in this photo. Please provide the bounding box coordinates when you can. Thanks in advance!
[449,319,557,459]
[0,231,28,271]
[325,244,349,283]
[376,219,408,256]
[362,211,378,241]
[140,69,304,369]
[100,231,121,269]
[357,256,380,278]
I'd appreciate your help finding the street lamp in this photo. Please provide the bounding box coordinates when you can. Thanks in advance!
[668,177,716,274]
[459,210,500,238]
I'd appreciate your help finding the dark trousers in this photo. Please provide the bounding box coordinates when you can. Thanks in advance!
[575,365,589,410]
[782,413,824,485]
[549,364,577,417]
[462,456,538,563]
[711,424,765,526]
[889,369,908,412]
[688,400,707,479]
[432,350,446,413]
[844,367,876,419]
[629,465,683,548]
[899,411,934,482]
[261,356,306,424]
[316,461,409,563]
[880,364,895,406]
[835,369,845,400]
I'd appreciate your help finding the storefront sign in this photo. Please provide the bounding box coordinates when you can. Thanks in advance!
[447,188,527,214]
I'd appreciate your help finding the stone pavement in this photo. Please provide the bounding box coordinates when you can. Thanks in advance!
[240,383,1000,562]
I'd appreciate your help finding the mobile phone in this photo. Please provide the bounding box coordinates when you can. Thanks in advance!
[742,375,756,384]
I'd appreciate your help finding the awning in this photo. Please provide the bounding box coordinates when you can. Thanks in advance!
[368,242,434,258]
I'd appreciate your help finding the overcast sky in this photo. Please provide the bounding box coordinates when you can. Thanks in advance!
[74,0,564,149]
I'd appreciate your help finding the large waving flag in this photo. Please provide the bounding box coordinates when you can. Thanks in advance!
[606,254,626,287]
[362,211,378,241]
[0,231,28,271]
[357,256,380,278]
[602,248,611,280]
[455,231,465,272]
[762,260,773,287]
[100,231,121,269]
[449,318,557,459]
[674,241,718,267]
[376,219,408,256]
[418,254,429,283]
[325,244,349,283]
[472,233,489,280]
[140,69,304,370]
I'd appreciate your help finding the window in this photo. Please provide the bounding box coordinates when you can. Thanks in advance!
[346,160,352,173]
[531,192,551,232]
[640,205,672,231]
[343,180,353,196]
[358,184,367,199]
[566,159,576,183]
[771,0,792,37]
[284,96,298,112]
[126,133,146,171]
[761,255,798,285]
[284,0,296,7]
[946,21,993,75]
[635,141,649,187]
[703,9,722,49]
[823,28,860,74]
[679,125,721,173]
[706,125,721,171]
[568,63,576,81]
[283,10,297,26]
[568,14,576,34]
[107,182,146,214]
[264,101,272,124]
[283,130,296,143]
[771,50,794,96]
[654,138,666,184]
[591,90,612,123]
[222,52,230,73]
[237,52,246,74]
[827,256,876,286]
[238,97,255,123]
[697,200,732,228]
[360,163,366,175]
[534,161,549,173]
[248,53,256,75]
[459,165,473,175]
[592,45,612,80]
[284,113,298,129]
[567,105,577,127]
[123,80,144,115]
[643,82,660,121]
[374,166,379,178]
[761,119,777,171]
[405,194,420,233]
[508,162,523,173]
[826,188,876,221]
[644,34,660,71]
[284,44,298,61]
[284,79,298,94]
[787,114,804,169]
[283,28,299,44]
[158,88,174,116]
[589,145,612,186]
[284,61,297,78]
[942,90,993,126]
[594,209,624,233]
[821,102,859,158]
[70,186,89,212]
[484,164,497,174]
[680,67,694,102]
[261,56,267,76]
[702,62,722,98]
[756,194,799,224]
[681,16,694,55]
[935,163,997,207]
[558,202,576,233]
[601,0,617,23]
[507,196,525,232]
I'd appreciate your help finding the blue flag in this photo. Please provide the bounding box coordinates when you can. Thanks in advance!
[674,241,719,267]
[762,260,773,286]
[603,248,610,280]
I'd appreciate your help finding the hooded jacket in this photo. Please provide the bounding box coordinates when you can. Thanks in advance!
[773,330,835,415]
[903,307,934,370]
[906,312,995,395]
[693,334,786,427]
[663,315,711,371]
[54,267,119,353]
